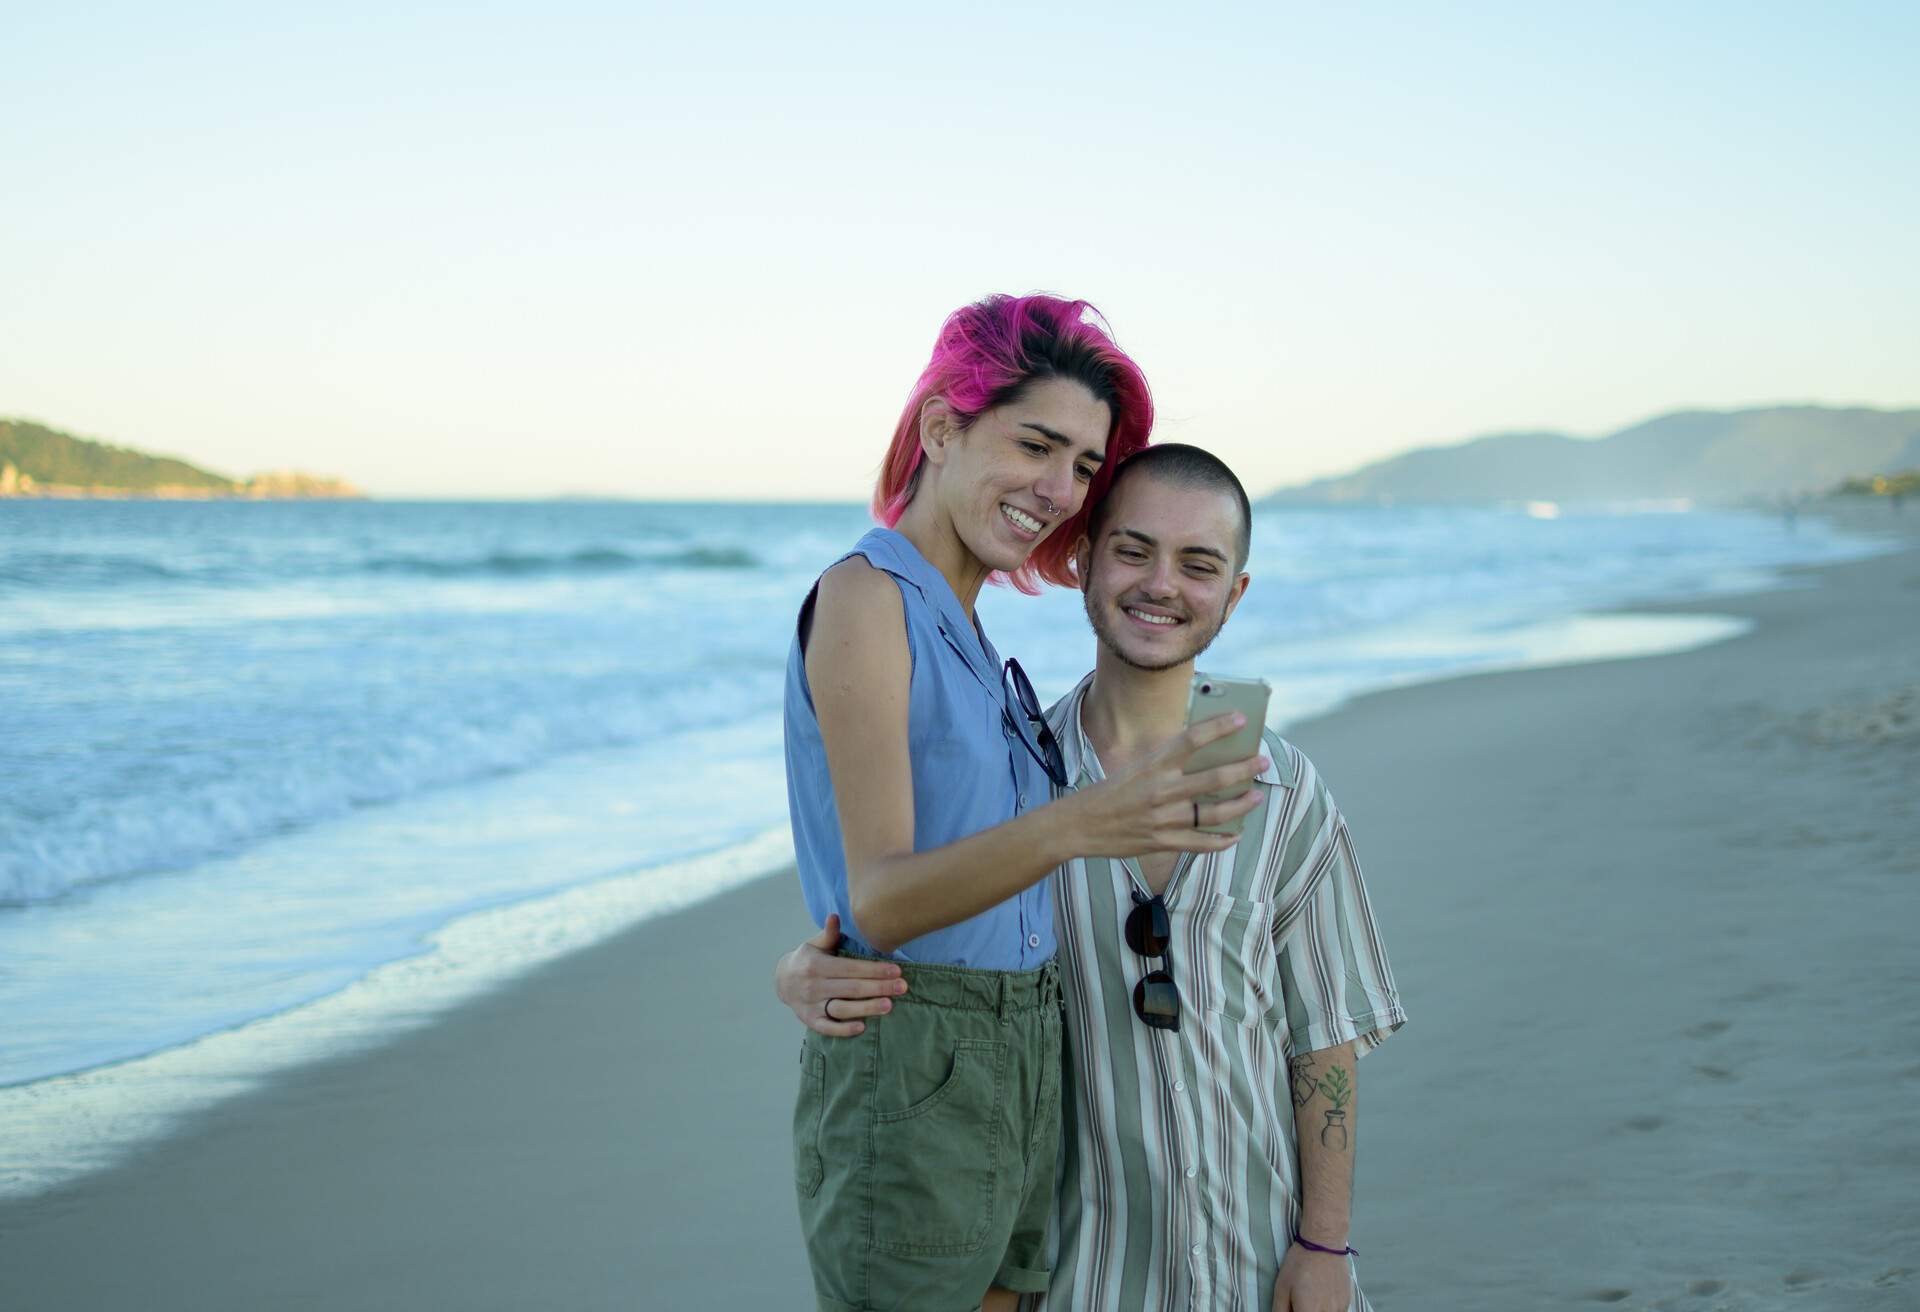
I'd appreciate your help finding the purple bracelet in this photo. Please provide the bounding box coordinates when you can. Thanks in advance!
[1293,1231,1358,1257]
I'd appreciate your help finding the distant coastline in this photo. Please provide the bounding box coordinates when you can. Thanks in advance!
[0,468,364,500]
[1262,404,1920,507]
[0,418,361,500]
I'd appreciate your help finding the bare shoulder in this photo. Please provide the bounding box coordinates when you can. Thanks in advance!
[815,554,901,617]
[806,556,908,684]
[810,555,905,643]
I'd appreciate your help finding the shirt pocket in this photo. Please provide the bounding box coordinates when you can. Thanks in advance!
[1192,893,1280,1027]
[907,645,1011,802]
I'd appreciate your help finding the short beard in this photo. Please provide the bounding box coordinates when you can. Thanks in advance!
[1082,573,1229,673]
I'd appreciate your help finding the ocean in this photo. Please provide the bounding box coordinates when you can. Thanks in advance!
[0,497,1887,1196]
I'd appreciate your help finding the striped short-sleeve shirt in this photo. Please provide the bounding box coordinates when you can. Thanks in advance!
[1025,673,1406,1312]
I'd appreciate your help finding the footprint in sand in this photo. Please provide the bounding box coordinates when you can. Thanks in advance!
[1692,1064,1738,1082]
[1782,1270,1823,1289]
[1684,1019,1732,1039]
[1643,1283,1735,1312]
[1579,1291,1632,1304]
[1622,1114,1665,1132]
[1647,1277,1730,1309]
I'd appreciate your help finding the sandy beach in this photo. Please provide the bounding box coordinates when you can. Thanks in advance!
[3,513,1915,1310]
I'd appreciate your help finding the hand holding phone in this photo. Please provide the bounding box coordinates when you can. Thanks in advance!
[1183,673,1272,836]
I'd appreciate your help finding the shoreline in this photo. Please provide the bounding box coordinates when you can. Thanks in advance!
[0,571,1858,1196]
[0,503,1906,1205]
[0,829,796,1199]
[1,528,1915,1306]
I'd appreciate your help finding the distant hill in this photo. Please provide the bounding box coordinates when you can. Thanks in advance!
[1264,406,1920,506]
[0,418,361,499]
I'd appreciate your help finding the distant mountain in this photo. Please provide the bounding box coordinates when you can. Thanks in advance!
[1264,406,1920,506]
[0,418,361,499]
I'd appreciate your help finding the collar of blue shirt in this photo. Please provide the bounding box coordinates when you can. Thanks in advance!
[858,528,1002,695]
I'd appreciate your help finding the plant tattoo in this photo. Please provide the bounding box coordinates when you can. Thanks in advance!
[1314,1066,1352,1150]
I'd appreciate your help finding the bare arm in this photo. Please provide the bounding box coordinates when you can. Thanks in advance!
[1273,1040,1358,1312]
[808,557,1266,954]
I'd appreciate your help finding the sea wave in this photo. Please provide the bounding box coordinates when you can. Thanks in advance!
[0,552,189,588]
[0,543,762,591]
[0,667,787,907]
[360,544,759,577]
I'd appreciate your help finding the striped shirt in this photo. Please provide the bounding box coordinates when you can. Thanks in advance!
[1024,673,1406,1312]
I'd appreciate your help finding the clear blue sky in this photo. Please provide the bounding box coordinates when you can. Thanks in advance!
[3,2,1915,498]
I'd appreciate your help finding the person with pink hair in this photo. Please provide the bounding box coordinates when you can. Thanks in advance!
[780,293,1266,1311]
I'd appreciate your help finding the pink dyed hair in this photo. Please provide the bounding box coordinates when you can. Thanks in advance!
[872,293,1155,594]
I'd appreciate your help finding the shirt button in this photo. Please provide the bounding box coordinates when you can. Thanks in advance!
[1027,933,1041,948]
[1190,1243,1203,1257]
[1018,792,1028,807]
[1185,1166,1197,1179]
[1174,1080,1185,1092]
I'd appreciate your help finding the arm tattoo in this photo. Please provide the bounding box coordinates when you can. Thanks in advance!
[1314,1065,1352,1151]
[1314,1065,1352,1112]
[1289,1054,1316,1108]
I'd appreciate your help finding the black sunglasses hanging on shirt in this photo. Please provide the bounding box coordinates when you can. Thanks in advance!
[1126,890,1181,1031]
[1000,657,1069,790]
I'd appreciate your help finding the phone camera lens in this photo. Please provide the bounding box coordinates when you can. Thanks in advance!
[1200,682,1214,695]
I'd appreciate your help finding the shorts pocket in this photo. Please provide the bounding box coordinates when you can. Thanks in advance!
[1022,1006,1063,1167]
[1195,894,1280,1027]
[870,1036,1007,1255]
[793,1038,825,1199]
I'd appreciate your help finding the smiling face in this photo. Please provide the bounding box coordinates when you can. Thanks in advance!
[923,376,1114,575]
[1077,472,1251,672]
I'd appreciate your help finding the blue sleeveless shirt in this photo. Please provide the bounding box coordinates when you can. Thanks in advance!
[783,528,1056,970]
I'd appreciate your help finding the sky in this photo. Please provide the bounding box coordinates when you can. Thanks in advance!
[2,2,1916,500]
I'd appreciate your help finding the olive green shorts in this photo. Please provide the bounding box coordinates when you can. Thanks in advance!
[792,954,1063,1312]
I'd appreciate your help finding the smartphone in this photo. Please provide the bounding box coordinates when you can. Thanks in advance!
[1183,672,1272,835]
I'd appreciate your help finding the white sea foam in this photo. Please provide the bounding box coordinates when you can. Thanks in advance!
[1257,611,1754,729]
[0,826,794,1202]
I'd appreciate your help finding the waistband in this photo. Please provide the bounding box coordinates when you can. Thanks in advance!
[841,948,1061,1015]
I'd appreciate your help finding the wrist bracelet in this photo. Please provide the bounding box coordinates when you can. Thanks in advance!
[1293,1230,1358,1257]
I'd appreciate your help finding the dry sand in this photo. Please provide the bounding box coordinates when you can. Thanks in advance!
[3,512,1915,1310]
